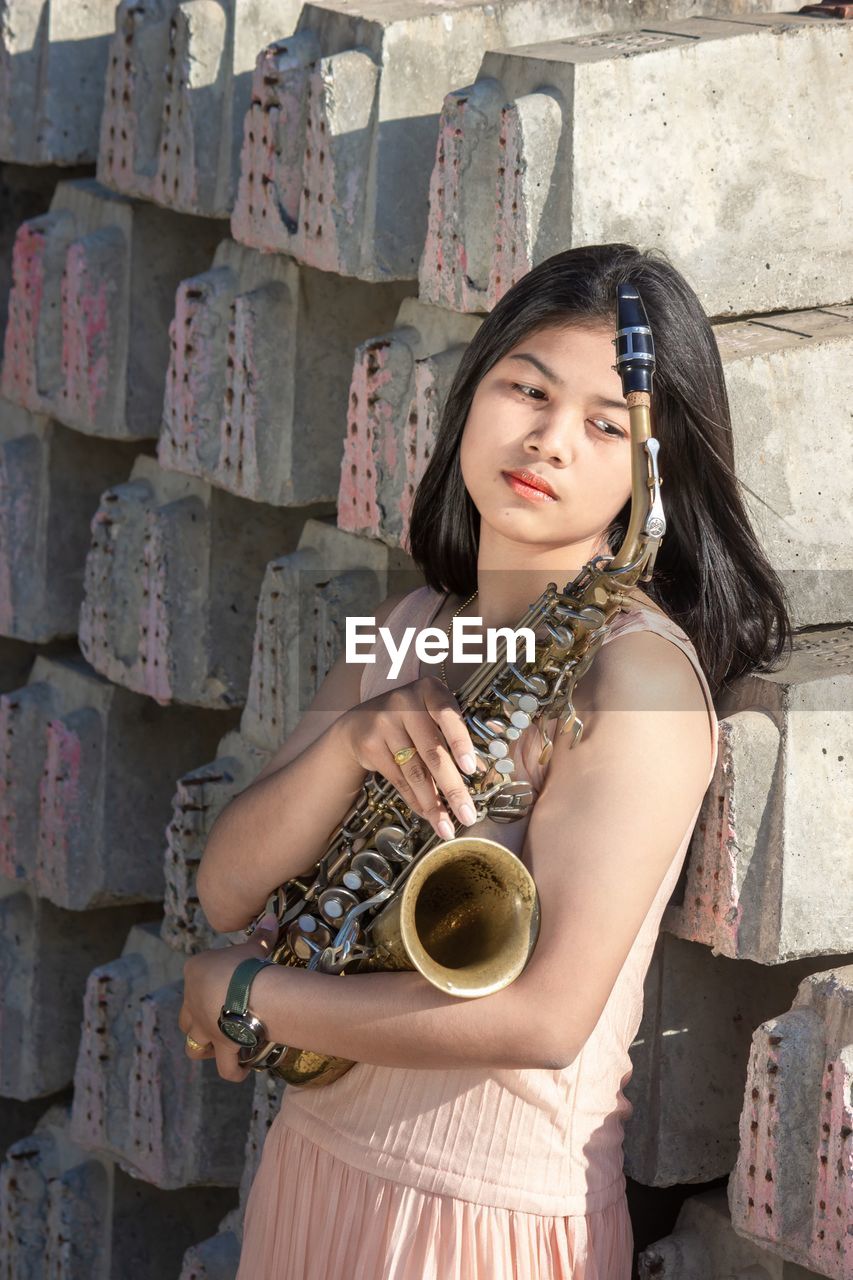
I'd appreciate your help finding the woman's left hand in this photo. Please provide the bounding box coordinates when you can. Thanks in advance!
[178,912,280,1083]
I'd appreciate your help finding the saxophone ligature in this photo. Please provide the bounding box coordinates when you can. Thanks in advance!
[232,283,664,1086]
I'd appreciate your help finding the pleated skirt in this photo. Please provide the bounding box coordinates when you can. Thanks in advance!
[235,1118,635,1280]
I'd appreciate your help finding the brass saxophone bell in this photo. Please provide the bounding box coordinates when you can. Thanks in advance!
[254,837,540,1088]
[369,836,541,999]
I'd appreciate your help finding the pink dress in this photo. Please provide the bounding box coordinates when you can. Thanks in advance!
[236,586,720,1279]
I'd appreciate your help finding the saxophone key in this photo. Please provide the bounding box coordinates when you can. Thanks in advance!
[318,887,360,922]
[374,825,409,859]
[350,850,394,885]
[288,916,332,961]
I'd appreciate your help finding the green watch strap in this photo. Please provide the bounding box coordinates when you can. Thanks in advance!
[223,957,276,1015]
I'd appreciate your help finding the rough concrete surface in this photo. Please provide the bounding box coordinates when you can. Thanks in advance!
[419,15,853,318]
[158,236,413,506]
[1,178,223,438]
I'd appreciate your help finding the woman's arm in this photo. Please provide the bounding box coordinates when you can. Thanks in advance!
[247,629,715,1071]
[197,590,412,934]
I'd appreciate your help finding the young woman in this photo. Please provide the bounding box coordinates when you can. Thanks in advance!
[180,243,792,1279]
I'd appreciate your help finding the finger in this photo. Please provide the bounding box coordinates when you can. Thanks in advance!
[380,733,441,826]
[214,1045,253,1084]
[184,1032,215,1059]
[389,735,449,833]
[421,683,483,775]
[404,718,478,829]
[380,752,442,830]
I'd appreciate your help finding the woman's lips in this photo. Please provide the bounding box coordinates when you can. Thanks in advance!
[502,471,558,503]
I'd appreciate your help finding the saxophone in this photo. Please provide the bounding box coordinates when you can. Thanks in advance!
[236,283,664,1086]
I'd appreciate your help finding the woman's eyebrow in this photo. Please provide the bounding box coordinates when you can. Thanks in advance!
[508,352,563,384]
[507,353,627,412]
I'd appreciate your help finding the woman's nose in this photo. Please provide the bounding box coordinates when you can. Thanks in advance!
[523,417,576,466]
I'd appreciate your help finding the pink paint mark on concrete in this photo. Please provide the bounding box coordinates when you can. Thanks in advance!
[337,340,394,538]
[400,359,440,551]
[231,41,311,252]
[1,221,48,408]
[490,104,535,309]
[812,1048,853,1273]
[737,1019,785,1247]
[61,239,115,425]
[662,720,743,956]
[160,271,230,477]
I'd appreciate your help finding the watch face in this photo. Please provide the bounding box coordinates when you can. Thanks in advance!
[219,1016,260,1048]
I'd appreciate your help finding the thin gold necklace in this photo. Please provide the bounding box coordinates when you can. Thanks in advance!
[440,588,478,688]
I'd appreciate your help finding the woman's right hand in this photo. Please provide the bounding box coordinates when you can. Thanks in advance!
[336,676,486,840]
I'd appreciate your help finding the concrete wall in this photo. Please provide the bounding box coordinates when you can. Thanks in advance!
[0,2,851,1277]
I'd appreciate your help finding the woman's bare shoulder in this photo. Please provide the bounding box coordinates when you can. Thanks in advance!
[575,621,708,725]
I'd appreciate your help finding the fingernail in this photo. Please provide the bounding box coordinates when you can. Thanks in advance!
[437,817,455,840]
[461,803,477,825]
[460,753,476,774]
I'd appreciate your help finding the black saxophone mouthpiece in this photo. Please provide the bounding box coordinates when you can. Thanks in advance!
[614,283,655,397]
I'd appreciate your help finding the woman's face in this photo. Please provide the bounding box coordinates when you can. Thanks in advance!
[459,323,633,557]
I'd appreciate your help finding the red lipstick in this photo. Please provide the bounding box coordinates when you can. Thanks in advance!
[502,469,558,502]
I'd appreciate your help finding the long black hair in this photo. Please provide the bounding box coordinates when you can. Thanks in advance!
[407,243,793,699]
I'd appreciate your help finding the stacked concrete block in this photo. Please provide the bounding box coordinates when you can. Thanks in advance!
[178,1072,285,1276]
[0,1,115,166]
[0,653,233,906]
[714,305,853,627]
[178,1229,242,1280]
[637,1187,822,1278]
[0,177,223,437]
[0,878,159,1099]
[0,403,139,641]
[337,298,482,546]
[623,933,853,1187]
[77,455,322,707]
[0,1102,237,1278]
[230,0,791,283]
[727,965,853,1278]
[242,516,420,748]
[70,921,252,1190]
[662,625,853,964]
[98,0,297,218]
[157,236,413,506]
[162,729,271,955]
[419,14,853,317]
[0,162,87,359]
[163,518,421,951]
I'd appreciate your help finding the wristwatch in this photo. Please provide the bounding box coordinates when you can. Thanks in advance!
[218,956,277,1049]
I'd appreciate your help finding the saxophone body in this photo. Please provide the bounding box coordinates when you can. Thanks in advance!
[236,284,664,1086]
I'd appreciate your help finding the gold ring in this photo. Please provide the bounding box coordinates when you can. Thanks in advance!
[393,746,417,766]
[185,1033,212,1052]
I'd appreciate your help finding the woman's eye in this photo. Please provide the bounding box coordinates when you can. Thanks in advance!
[592,419,625,439]
[512,378,545,399]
